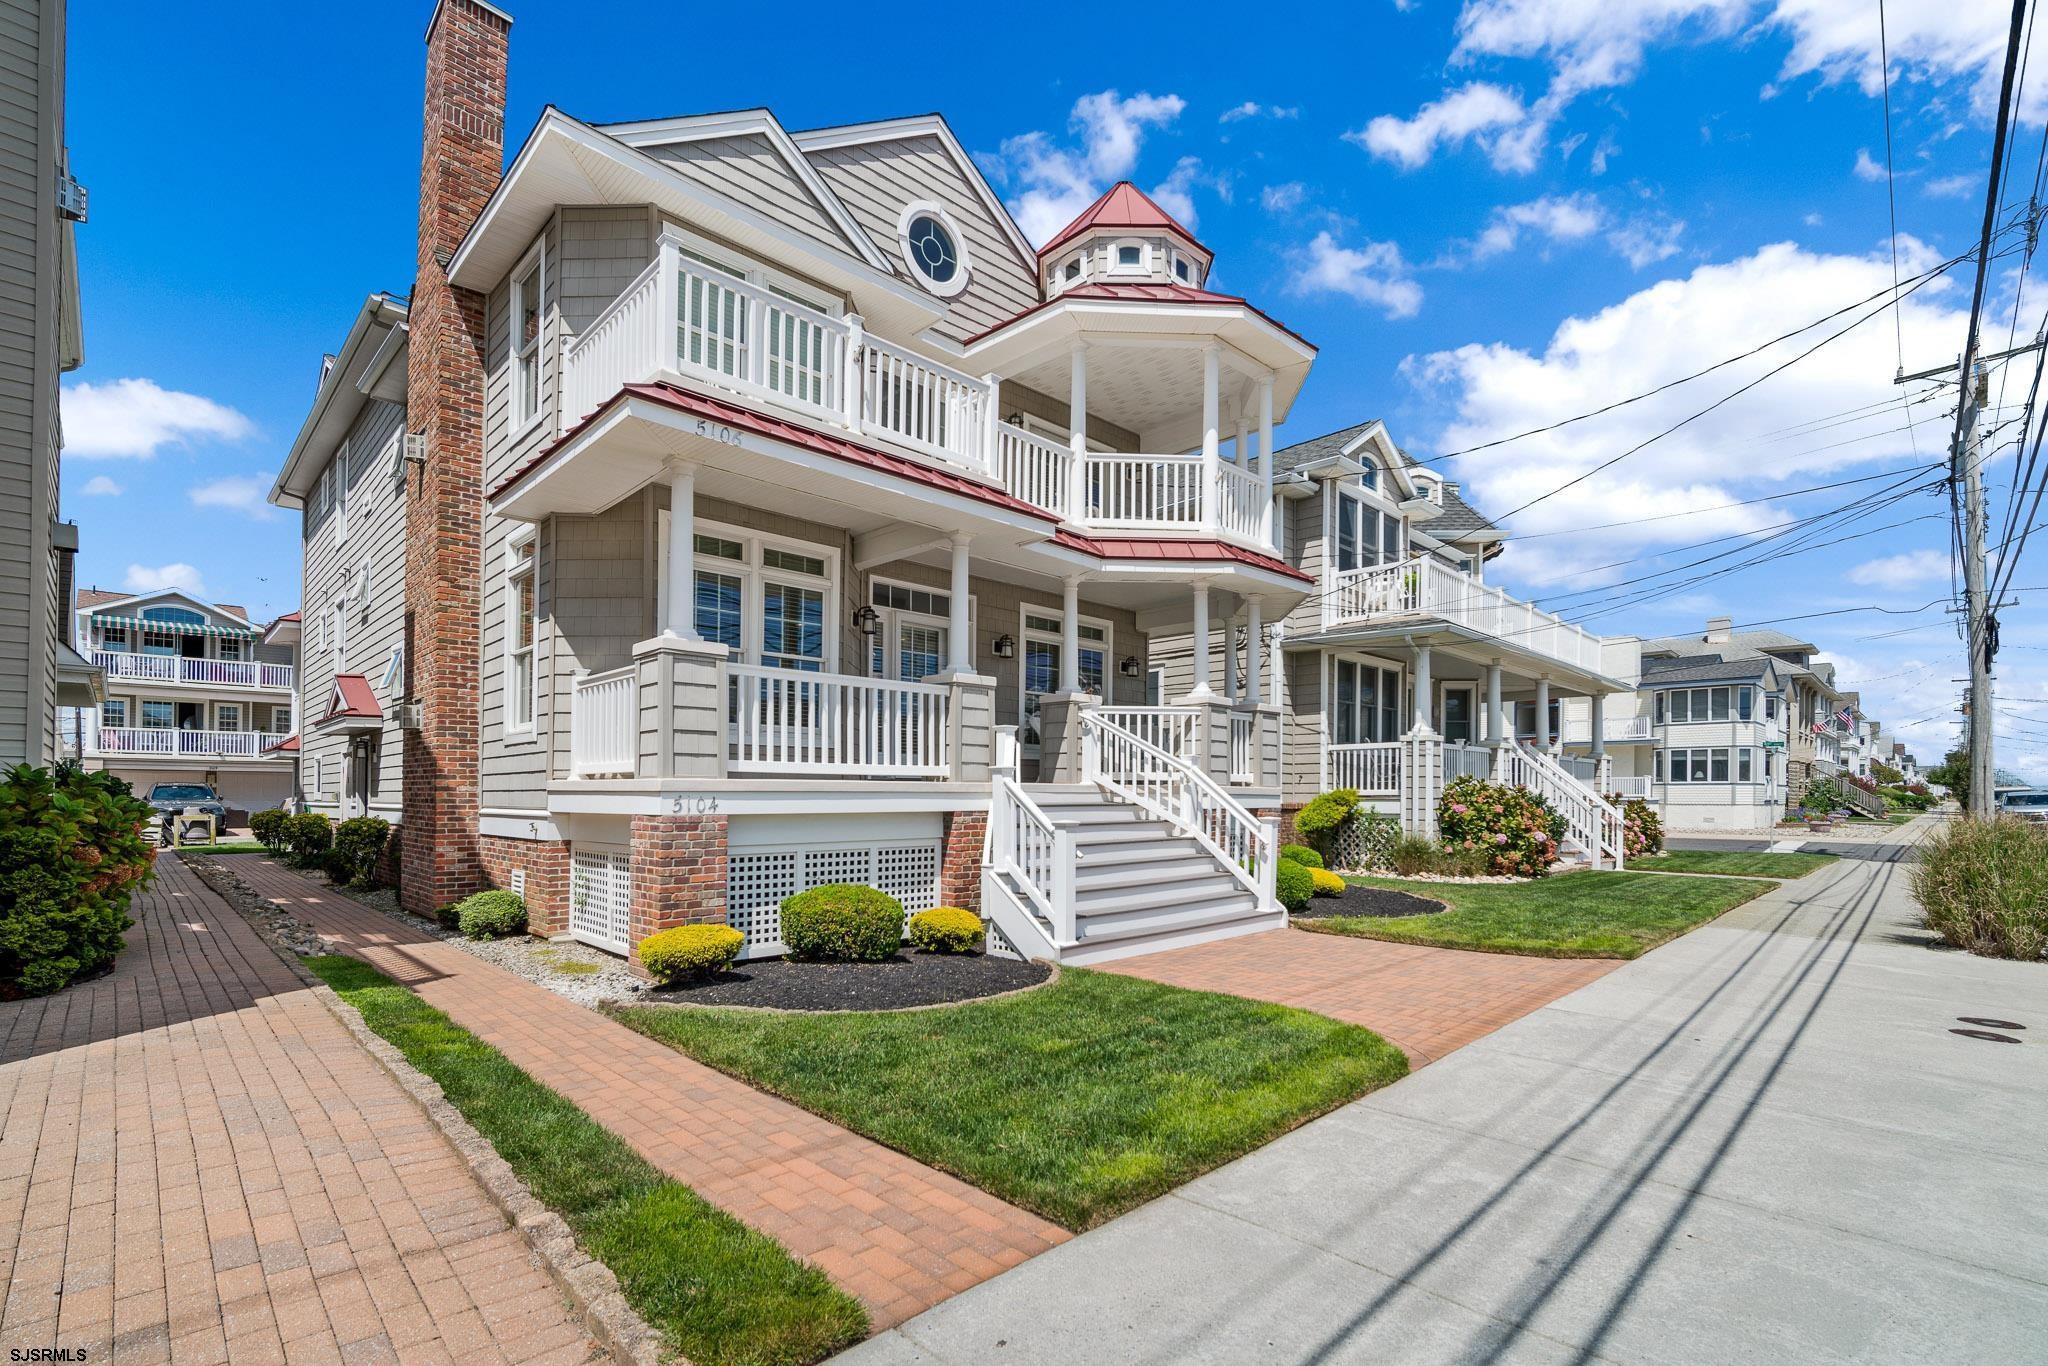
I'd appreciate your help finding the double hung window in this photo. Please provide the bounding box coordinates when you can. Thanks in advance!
[506,533,536,732]
[1331,658,1401,743]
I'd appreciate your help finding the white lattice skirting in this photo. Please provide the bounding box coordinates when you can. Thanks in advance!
[728,840,942,958]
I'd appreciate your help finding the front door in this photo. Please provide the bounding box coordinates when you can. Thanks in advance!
[176,701,203,730]
[346,742,371,819]
[1442,685,1475,743]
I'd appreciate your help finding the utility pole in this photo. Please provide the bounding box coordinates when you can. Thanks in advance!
[1959,362,1995,818]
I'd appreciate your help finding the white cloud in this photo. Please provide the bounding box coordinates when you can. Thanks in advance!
[1589,130,1621,174]
[79,475,121,496]
[1348,83,1534,171]
[990,90,1187,245]
[1847,547,1950,588]
[188,474,276,521]
[1149,157,1230,230]
[61,378,254,459]
[123,562,206,596]
[1606,213,1687,267]
[1220,101,1300,123]
[1261,181,1308,213]
[1289,232,1425,319]
[1853,147,1888,182]
[1922,172,1978,198]
[1474,193,1607,258]
[1406,237,1969,589]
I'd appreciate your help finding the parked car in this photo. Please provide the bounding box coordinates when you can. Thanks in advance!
[145,782,227,844]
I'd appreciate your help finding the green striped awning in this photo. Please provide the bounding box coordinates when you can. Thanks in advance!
[89,613,258,638]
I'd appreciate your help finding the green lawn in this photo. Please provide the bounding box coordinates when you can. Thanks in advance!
[176,841,268,855]
[303,955,867,1366]
[1628,849,1838,879]
[1314,871,1773,959]
[610,968,1407,1231]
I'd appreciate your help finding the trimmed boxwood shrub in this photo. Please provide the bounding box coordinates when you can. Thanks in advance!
[1295,788,1359,860]
[250,808,289,854]
[1279,843,1323,869]
[456,889,528,940]
[907,906,984,954]
[282,813,332,869]
[639,924,745,981]
[1438,775,1565,878]
[780,884,904,961]
[1274,857,1314,913]
[1308,867,1346,897]
[1911,817,2048,960]
[0,764,156,996]
[329,816,390,888]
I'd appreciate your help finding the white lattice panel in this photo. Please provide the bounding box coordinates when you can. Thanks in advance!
[569,847,631,955]
[726,840,942,959]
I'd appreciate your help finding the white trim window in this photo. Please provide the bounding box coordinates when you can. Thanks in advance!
[1332,488,1404,573]
[506,531,537,732]
[215,703,242,733]
[868,579,966,682]
[330,597,348,671]
[896,201,972,299]
[333,443,350,544]
[510,240,545,433]
[101,698,128,729]
[1019,609,1110,749]
[657,516,841,672]
[1109,239,1150,275]
[1330,656,1401,744]
[1657,747,1755,783]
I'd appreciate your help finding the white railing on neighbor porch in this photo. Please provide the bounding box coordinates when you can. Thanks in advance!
[1494,739,1625,869]
[93,728,289,758]
[1082,710,1275,907]
[1092,706,1200,758]
[1326,741,1401,795]
[570,666,638,779]
[1561,714,1655,743]
[559,238,1276,550]
[1608,774,1652,798]
[1229,713,1256,785]
[725,665,951,776]
[92,651,294,690]
[1324,556,1606,674]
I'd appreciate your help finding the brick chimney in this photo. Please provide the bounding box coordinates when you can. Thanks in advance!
[1704,615,1733,644]
[401,0,510,916]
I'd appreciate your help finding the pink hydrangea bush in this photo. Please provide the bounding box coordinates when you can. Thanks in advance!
[1619,798,1663,859]
[1436,776,1566,878]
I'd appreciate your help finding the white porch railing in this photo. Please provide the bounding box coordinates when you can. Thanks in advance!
[1561,714,1654,743]
[1493,739,1625,869]
[92,651,294,690]
[570,666,638,779]
[92,728,289,758]
[1229,712,1256,785]
[726,665,951,776]
[1608,774,1652,798]
[1092,706,1200,758]
[1082,711,1275,907]
[1324,556,1607,675]
[1085,452,1206,528]
[1326,741,1401,795]
[1214,460,1266,542]
[995,423,1075,519]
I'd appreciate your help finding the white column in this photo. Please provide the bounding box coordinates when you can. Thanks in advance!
[1257,374,1275,547]
[1535,677,1552,752]
[663,464,698,640]
[1222,611,1240,701]
[1235,407,1249,467]
[1486,661,1504,746]
[1245,598,1264,706]
[1268,618,1284,707]
[1067,342,1089,520]
[1412,646,1433,732]
[946,534,973,673]
[1201,343,1221,530]
[1590,692,1607,759]
[1188,582,1214,698]
[1058,575,1082,694]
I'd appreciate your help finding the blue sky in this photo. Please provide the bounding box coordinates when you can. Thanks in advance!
[62,0,2039,774]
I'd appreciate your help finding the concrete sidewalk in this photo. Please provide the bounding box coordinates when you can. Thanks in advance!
[846,818,2048,1364]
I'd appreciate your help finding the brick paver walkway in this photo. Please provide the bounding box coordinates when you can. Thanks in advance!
[221,857,1067,1330]
[1103,926,1620,1066]
[0,856,600,1365]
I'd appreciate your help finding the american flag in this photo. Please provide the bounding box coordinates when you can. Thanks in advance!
[1810,719,1829,735]
[1836,706,1856,730]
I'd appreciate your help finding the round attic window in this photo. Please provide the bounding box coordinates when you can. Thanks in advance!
[897,201,972,298]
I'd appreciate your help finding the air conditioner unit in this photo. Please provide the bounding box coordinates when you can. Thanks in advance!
[57,172,87,223]
[393,702,423,731]
[403,433,428,465]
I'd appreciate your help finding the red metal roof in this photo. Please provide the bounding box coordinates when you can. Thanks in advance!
[961,281,1315,351]
[273,611,301,623]
[1039,182,1208,259]
[264,734,300,754]
[317,675,382,726]
[492,382,1308,584]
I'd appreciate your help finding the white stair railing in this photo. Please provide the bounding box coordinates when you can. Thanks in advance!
[1092,706,1200,758]
[988,773,1076,945]
[1494,739,1625,869]
[1081,710,1277,908]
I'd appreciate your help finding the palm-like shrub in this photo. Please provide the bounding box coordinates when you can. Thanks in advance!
[1911,817,2048,960]
[0,765,155,995]
[1438,775,1564,878]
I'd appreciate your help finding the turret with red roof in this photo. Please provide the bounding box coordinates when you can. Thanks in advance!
[1037,181,1214,297]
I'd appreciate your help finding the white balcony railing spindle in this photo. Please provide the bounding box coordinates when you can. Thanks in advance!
[725,665,951,776]
[570,667,638,779]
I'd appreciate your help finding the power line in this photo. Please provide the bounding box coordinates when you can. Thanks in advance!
[1506,462,1940,541]
[1879,0,1907,372]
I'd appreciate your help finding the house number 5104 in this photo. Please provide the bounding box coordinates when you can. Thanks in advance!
[670,795,720,814]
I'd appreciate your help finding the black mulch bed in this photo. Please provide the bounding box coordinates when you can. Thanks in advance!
[1292,883,1448,920]
[643,951,1052,1011]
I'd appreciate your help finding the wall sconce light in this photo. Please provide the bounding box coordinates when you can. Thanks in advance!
[1119,655,1140,678]
[853,605,880,637]
[992,633,1016,659]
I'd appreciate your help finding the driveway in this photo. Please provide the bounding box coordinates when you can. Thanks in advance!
[846,819,2048,1364]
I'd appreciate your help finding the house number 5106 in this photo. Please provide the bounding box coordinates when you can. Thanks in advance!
[693,419,741,446]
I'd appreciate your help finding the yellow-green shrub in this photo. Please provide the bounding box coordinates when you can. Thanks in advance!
[780,884,904,961]
[1274,858,1314,912]
[907,906,983,954]
[1280,844,1323,869]
[639,924,745,982]
[1309,867,1346,897]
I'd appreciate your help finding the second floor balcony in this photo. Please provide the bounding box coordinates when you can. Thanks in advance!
[92,650,294,691]
[1323,555,1607,678]
[88,727,292,760]
[555,236,1278,552]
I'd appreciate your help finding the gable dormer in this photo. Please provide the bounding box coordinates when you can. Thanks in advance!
[1038,182,1214,295]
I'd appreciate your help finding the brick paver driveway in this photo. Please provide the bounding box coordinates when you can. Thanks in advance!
[222,856,1068,1331]
[1104,925,1620,1066]
[0,856,600,1365]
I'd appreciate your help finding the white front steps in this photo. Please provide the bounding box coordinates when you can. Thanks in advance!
[983,784,1286,966]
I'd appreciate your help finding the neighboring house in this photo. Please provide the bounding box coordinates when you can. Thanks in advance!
[1152,419,1637,867]
[71,588,298,813]
[275,0,1321,967]
[268,293,410,823]
[0,0,97,767]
